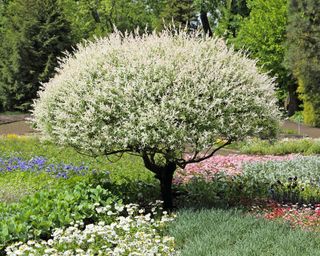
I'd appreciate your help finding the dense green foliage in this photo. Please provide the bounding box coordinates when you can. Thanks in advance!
[170,209,320,256]
[234,0,300,114]
[156,0,197,29]
[0,0,72,111]
[286,0,320,126]
[0,181,119,252]
[215,0,250,40]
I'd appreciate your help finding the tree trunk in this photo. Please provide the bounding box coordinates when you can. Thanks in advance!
[141,153,176,210]
[200,11,213,37]
[159,162,176,210]
[287,82,300,116]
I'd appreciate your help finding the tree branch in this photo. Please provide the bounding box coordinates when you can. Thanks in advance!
[177,139,232,168]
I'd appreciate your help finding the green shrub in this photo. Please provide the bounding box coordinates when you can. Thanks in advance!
[0,180,119,253]
[176,173,241,208]
[240,138,320,155]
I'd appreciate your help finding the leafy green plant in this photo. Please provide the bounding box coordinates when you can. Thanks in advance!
[6,202,177,256]
[0,180,119,253]
[176,173,242,208]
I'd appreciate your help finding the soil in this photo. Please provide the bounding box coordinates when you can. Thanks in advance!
[0,114,34,135]
[282,120,320,139]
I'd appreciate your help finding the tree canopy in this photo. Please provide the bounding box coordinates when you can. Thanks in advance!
[286,0,320,126]
[234,0,299,115]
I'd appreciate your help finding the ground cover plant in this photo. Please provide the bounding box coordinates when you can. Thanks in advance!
[169,209,320,256]
[5,202,177,256]
[0,181,118,252]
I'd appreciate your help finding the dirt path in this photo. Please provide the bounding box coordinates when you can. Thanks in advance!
[0,114,34,135]
[282,120,320,138]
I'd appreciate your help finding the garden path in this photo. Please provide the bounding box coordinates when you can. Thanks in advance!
[282,120,320,138]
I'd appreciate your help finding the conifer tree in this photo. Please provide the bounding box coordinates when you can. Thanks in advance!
[156,0,197,30]
[0,0,72,111]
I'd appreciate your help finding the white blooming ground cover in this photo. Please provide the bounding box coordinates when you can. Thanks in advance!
[6,202,178,256]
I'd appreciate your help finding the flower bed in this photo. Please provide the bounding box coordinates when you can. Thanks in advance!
[174,154,297,184]
[0,156,89,178]
[6,202,177,256]
[251,201,320,232]
[175,154,320,209]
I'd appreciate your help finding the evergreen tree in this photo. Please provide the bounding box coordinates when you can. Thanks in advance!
[286,0,320,126]
[215,0,250,40]
[0,0,72,111]
[156,0,198,30]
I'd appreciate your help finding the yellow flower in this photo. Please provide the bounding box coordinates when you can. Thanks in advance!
[6,134,18,139]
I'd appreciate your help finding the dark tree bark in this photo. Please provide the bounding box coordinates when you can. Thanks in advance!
[158,162,176,210]
[287,82,300,116]
[200,11,212,37]
[142,153,176,210]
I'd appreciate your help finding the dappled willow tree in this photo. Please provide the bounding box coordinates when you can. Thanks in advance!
[33,31,280,209]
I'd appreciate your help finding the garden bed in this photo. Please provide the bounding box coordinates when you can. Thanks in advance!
[1,135,320,255]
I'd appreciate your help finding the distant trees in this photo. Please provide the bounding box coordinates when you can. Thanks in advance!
[1,0,319,127]
[0,0,72,111]
[59,0,162,41]
[285,0,320,126]
[234,0,299,116]
[0,0,200,111]
[215,0,250,41]
[156,0,197,30]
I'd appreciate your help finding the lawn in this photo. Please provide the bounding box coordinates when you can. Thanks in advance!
[1,135,320,255]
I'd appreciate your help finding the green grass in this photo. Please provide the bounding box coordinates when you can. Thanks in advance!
[0,111,25,116]
[169,209,320,256]
[0,172,56,203]
[0,136,157,205]
[0,136,154,183]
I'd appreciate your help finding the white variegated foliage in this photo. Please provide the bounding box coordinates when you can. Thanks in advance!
[32,30,280,157]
